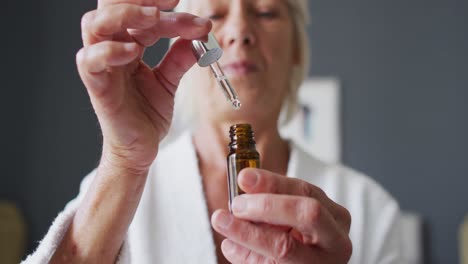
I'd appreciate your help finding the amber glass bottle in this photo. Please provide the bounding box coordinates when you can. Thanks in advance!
[227,124,261,212]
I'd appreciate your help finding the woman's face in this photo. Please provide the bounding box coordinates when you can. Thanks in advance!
[188,0,297,125]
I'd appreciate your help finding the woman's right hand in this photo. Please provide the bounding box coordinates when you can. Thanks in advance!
[49,1,211,262]
[77,0,211,174]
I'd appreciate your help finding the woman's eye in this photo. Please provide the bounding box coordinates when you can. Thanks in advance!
[256,11,278,19]
[209,14,224,21]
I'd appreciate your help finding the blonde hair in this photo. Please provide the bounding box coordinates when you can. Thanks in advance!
[172,0,310,127]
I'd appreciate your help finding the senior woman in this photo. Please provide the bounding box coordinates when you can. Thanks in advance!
[23,0,401,263]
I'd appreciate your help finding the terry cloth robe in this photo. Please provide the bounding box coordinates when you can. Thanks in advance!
[22,132,402,264]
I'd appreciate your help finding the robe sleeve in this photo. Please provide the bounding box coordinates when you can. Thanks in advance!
[21,172,132,263]
[372,196,402,264]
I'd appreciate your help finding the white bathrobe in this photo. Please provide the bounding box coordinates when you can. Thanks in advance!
[23,132,402,263]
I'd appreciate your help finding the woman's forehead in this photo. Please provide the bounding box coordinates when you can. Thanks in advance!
[187,0,287,11]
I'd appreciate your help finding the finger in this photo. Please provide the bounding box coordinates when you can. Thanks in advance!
[76,41,141,93]
[77,41,141,74]
[127,28,160,47]
[238,168,327,199]
[83,9,211,47]
[151,38,197,96]
[238,168,351,233]
[98,0,178,10]
[212,210,317,263]
[221,239,271,264]
[231,194,347,250]
[82,4,160,46]
[127,12,211,47]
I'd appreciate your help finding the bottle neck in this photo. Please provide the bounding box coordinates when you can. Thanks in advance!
[228,124,257,151]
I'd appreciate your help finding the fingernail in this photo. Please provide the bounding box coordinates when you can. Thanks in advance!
[240,170,258,188]
[124,43,137,52]
[142,7,157,17]
[193,17,209,27]
[232,196,247,213]
[222,239,236,254]
[214,211,232,229]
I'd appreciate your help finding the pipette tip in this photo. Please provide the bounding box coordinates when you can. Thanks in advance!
[232,99,242,110]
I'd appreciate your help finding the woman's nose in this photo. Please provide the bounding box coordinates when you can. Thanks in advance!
[227,32,255,46]
[222,12,256,47]
[227,30,255,46]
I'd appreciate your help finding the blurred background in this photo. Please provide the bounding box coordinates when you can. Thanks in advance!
[1,0,467,263]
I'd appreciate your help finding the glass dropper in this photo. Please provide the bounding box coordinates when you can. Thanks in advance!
[209,61,241,110]
[191,33,242,110]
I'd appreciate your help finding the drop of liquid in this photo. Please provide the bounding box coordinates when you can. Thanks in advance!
[232,99,242,110]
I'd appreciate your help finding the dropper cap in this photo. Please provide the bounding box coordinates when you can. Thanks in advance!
[191,33,223,67]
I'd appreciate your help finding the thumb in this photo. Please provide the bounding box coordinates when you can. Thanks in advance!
[152,38,199,96]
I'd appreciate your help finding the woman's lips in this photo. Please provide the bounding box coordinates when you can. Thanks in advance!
[222,61,259,76]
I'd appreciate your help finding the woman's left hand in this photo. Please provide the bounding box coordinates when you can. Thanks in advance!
[211,168,353,264]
